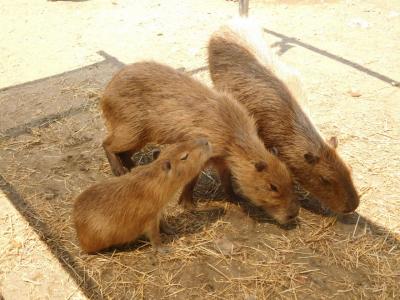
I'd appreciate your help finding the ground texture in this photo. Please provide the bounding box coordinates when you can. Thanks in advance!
[0,0,399,299]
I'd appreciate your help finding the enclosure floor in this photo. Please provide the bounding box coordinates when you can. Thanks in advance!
[0,0,399,299]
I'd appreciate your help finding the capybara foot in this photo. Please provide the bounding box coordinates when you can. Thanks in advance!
[154,245,171,255]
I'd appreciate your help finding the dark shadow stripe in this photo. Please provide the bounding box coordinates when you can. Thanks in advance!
[0,174,104,300]
[0,51,123,93]
[97,50,125,68]
[1,101,96,139]
[264,28,399,87]
[187,66,209,75]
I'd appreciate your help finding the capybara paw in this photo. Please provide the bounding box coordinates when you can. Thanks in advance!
[154,245,171,255]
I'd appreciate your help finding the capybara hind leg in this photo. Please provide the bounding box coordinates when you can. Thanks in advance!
[103,133,144,176]
[103,145,127,176]
[178,175,199,210]
[78,234,103,254]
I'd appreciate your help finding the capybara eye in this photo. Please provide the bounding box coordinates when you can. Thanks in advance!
[180,153,189,160]
[269,146,279,156]
[270,184,278,192]
[320,176,331,185]
[304,152,320,165]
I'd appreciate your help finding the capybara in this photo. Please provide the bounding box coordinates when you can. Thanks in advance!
[208,18,359,213]
[101,61,299,224]
[73,139,212,253]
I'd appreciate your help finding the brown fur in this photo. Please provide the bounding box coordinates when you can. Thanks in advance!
[208,20,359,213]
[73,139,212,253]
[101,61,298,224]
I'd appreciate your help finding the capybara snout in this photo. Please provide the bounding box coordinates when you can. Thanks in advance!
[232,153,297,224]
[263,198,300,225]
[301,143,359,213]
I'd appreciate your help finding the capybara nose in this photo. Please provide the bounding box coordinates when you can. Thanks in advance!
[342,203,358,214]
[341,194,360,214]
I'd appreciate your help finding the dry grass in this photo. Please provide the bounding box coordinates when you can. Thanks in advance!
[0,96,399,299]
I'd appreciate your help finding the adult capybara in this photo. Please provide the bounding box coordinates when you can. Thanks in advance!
[73,139,212,253]
[101,61,299,224]
[208,18,359,213]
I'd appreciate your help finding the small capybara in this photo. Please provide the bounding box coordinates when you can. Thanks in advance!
[101,61,299,224]
[208,18,359,213]
[73,139,212,253]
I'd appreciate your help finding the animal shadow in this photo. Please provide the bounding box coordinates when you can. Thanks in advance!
[295,185,364,226]
[298,194,334,217]
[194,171,298,230]
[99,207,226,254]
[164,206,226,238]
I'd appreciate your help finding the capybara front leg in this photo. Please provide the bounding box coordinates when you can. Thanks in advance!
[147,217,169,254]
[103,141,129,176]
[178,174,199,210]
[221,169,237,199]
[216,162,240,201]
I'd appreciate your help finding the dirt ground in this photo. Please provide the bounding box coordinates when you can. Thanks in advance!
[0,0,399,299]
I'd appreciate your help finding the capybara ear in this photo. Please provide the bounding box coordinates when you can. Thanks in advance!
[269,146,279,156]
[180,152,189,161]
[162,160,171,172]
[327,136,338,149]
[152,148,161,160]
[304,152,320,165]
[255,161,268,172]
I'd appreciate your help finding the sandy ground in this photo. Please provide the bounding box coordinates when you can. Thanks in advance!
[0,0,399,299]
[0,190,85,300]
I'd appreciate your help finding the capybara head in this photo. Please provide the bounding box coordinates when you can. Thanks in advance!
[231,151,299,224]
[157,138,212,184]
[299,137,359,213]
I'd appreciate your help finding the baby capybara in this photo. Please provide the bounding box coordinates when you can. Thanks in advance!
[208,18,359,213]
[101,61,299,224]
[73,139,212,253]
